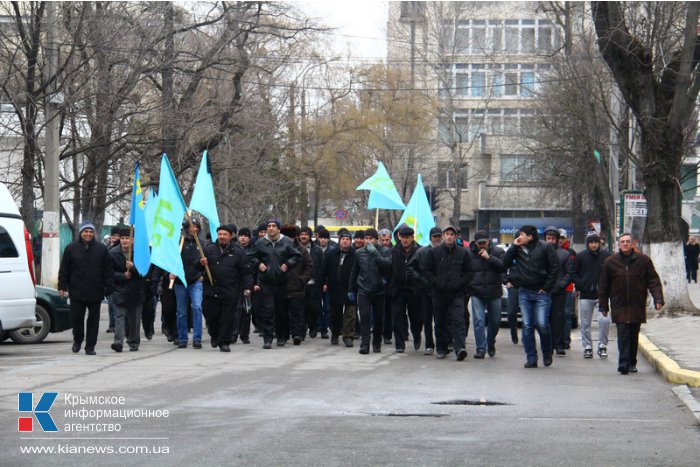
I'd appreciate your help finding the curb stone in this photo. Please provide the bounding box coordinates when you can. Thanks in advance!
[639,333,700,387]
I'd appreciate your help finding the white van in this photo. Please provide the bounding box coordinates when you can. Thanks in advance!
[0,182,36,332]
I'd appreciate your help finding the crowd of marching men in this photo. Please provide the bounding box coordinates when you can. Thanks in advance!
[58,216,663,374]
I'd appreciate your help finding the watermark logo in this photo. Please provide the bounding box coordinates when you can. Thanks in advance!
[18,392,59,432]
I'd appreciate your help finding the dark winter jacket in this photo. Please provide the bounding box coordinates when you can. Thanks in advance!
[198,241,253,301]
[502,240,558,292]
[302,242,325,289]
[550,244,574,295]
[684,243,700,270]
[248,235,301,286]
[407,245,435,295]
[109,246,145,307]
[58,238,113,302]
[175,235,204,286]
[285,244,314,298]
[423,243,473,297]
[388,242,421,298]
[598,251,664,323]
[571,247,611,300]
[323,246,355,305]
[467,242,506,298]
[348,243,392,295]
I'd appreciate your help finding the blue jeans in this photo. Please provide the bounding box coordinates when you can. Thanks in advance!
[470,296,501,353]
[519,288,552,364]
[174,281,203,343]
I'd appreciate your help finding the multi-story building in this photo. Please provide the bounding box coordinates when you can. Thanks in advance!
[387,1,574,243]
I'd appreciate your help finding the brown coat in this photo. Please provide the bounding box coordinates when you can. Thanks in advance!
[598,251,664,323]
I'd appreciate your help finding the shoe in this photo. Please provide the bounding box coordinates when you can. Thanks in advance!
[193,341,202,349]
[543,355,553,367]
[111,343,123,353]
[383,338,392,345]
[555,349,566,356]
[564,343,571,349]
[447,343,454,352]
[598,347,608,359]
[629,366,638,373]
[395,346,404,353]
[424,347,434,355]
[145,332,153,340]
[106,327,115,333]
[178,342,187,349]
[321,332,329,339]
[293,336,302,345]
[413,336,422,351]
[511,334,519,345]
[488,344,496,357]
[232,336,238,344]
[456,349,468,361]
[173,340,180,346]
[473,351,485,359]
[85,348,96,356]
[359,346,369,355]
[343,337,353,348]
[219,345,231,352]
[166,333,174,342]
[373,344,381,353]
[211,338,218,348]
[618,365,629,375]
[277,339,286,347]
[129,346,138,352]
[72,342,81,353]
[309,330,317,338]
[524,362,538,368]
[330,335,339,345]
[241,338,250,344]
[436,352,447,360]
[263,342,272,349]
[584,348,593,359]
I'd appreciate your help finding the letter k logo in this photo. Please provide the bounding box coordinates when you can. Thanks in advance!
[18,392,59,432]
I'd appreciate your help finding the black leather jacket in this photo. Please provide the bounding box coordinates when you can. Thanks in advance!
[248,235,301,286]
[348,243,392,295]
[423,243,473,297]
[198,241,253,300]
[503,240,558,292]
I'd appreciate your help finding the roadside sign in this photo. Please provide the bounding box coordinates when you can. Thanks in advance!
[334,209,348,221]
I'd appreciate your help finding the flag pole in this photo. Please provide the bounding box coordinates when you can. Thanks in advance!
[169,235,185,290]
[186,210,214,286]
[375,209,379,229]
[127,226,134,263]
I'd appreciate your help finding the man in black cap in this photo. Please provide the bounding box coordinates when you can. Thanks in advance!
[503,225,559,368]
[423,226,472,361]
[467,230,506,359]
[323,229,357,346]
[348,228,392,354]
[353,230,365,250]
[58,220,114,355]
[299,226,325,339]
[106,226,121,333]
[109,228,146,352]
[572,230,611,359]
[408,226,443,355]
[543,226,574,356]
[198,224,252,352]
[389,225,422,353]
[236,227,256,343]
[248,219,302,348]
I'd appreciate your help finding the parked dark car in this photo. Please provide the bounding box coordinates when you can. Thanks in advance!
[0,286,71,344]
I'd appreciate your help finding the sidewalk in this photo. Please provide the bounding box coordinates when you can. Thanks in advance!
[639,282,700,387]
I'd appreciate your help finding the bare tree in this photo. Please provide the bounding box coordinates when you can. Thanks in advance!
[592,1,700,313]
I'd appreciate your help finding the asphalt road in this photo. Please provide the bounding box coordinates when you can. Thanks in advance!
[1,313,699,466]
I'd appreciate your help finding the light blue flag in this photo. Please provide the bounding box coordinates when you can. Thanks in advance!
[129,162,151,275]
[144,188,158,243]
[188,150,220,241]
[393,174,436,246]
[150,154,187,284]
[356,161,406,210]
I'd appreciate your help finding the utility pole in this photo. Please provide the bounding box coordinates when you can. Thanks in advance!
[41,1,61,287]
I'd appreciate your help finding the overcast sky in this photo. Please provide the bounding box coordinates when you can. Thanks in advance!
[293,0,389,60]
